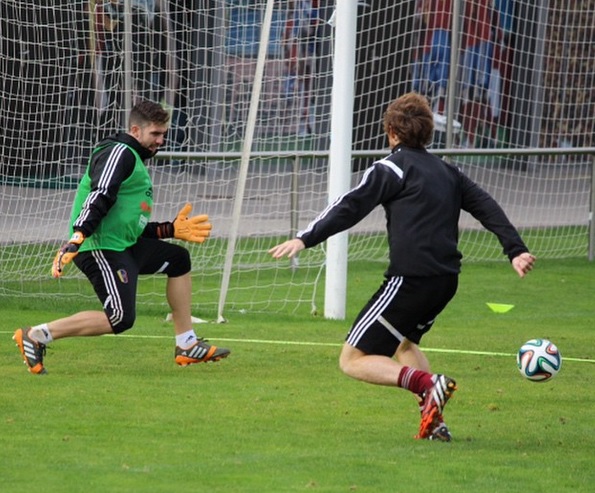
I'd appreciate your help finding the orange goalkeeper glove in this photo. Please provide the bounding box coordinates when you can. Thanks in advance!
[52,231,85,278]
[173,203,212,243]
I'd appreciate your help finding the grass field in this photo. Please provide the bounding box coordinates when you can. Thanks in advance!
[1,258,594,492]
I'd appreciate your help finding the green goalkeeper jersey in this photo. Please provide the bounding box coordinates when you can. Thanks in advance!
[70,140,153,252]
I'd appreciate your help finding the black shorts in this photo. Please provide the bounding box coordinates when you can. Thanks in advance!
[74,237,191,334]
[346,275,458,357]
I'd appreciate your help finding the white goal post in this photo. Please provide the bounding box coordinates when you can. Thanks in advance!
[217,0,276,323]
[0,1,593,321]
[323,1,358,320]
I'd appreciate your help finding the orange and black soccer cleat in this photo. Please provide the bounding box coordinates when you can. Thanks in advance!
[13,328,48,375]
[175,339,230,366]
[428,422,453,442]
[416,374,457,440]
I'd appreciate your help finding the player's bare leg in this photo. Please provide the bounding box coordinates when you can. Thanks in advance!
[166,272,193,336]
[393,339,455,441]
[13,311,112,374]
[394,339,452,439]
[48,311,113,339]
[339,343,403,386]
[340,341,455,441]
[395,338,430,372]
[168,273,230,365]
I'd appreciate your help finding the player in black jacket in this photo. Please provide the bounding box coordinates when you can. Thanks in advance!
[269,92,535,441]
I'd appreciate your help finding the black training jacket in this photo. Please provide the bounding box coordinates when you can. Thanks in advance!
[297,145,529,277]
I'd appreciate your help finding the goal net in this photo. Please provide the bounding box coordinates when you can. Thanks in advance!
[0,1,593,320]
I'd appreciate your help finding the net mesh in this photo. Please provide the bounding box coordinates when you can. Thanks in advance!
[0,1,592,317]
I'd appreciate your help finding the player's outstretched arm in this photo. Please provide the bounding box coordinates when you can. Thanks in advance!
[511,252,536,278]
[269,239,305,259]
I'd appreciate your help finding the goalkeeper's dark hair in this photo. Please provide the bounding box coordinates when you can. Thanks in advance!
[129,100,170,128]
[383,92,434,148]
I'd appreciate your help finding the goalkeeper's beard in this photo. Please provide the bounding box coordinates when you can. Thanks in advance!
[147,147,160,157]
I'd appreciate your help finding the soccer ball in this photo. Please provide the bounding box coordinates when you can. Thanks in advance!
[517,339,562,382]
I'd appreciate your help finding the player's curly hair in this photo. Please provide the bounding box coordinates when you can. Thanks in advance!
[129,100,170,128]
[383,92,434,148]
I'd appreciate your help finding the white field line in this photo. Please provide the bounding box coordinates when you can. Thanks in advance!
[2,331,592,363]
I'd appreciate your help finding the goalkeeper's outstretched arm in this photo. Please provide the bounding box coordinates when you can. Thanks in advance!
[142,203,212,244]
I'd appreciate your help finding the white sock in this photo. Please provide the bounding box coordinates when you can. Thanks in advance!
[29,324,53,344]
[176,330,198,349]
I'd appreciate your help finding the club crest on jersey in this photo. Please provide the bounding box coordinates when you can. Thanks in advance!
[117,269,129,284]
[140,201,152,213]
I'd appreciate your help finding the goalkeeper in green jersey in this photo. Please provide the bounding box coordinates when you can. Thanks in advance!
[13,100,230,375]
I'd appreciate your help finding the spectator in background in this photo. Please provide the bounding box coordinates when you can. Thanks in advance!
[459,0,500,147]
[411,0,430,96]
[93,0,156,131]
[412,0,453,115]
[494,0,515,44]
[130,0,156,101]
[283,0,320,135]
[94,0,124,130]
[490,0,516,141]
